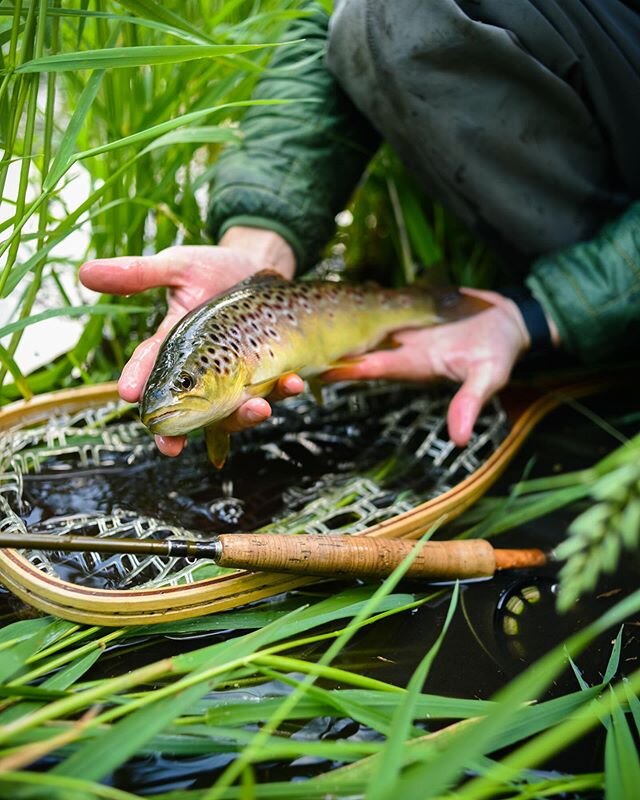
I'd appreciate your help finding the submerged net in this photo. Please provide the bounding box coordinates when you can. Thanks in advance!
[0,383,508,591]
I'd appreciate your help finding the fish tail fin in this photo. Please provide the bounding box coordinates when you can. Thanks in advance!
[410,271,493,323]
[431,286,493,323]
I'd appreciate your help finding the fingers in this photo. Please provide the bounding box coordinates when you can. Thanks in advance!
[220,375,305,434]
[79,250,185,295]
[447,360,508,447]
[322,344,431,383]
[118,311,183,402]
[155,435,187,457]
[221,398,272,433]
[267,373,305,402]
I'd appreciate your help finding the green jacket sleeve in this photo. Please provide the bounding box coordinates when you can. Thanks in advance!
[527,202,640,362]
[205,3,379,271]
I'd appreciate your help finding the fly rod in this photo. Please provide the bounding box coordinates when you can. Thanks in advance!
[0,532,548,581]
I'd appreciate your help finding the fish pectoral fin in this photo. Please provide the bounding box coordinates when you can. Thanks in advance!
[327,354,366,369]
[246,377,279,397]
[205,424,230,469]
[308,377,324,406]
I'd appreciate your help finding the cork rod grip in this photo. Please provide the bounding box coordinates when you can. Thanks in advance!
[216,534,497,580]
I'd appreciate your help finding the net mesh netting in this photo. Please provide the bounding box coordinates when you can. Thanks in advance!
[0,383,508,590]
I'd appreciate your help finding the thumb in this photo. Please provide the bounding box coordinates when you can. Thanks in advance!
[447,360,506,447]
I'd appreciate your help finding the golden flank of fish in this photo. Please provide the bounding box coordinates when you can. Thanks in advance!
[140,271,485,467]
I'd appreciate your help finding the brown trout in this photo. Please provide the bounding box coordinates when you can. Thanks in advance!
[140,271,484,467]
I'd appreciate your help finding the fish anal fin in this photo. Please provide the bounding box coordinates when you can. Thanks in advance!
[205,424,230,469]
[308,377,324,406]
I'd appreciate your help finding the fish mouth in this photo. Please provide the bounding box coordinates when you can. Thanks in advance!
[141,396,213,435]
[143,409,180,429]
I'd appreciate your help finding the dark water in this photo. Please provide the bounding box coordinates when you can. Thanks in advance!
[2,384,639,794]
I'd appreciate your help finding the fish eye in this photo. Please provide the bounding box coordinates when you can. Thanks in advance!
[176,372,194,391]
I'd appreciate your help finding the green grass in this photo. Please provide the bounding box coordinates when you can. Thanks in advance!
[0,578,636,798]
[0,0,307,400]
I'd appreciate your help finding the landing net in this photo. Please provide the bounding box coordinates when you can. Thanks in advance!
[0,383,507,591]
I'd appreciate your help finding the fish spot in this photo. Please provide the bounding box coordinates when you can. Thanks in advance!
[266,326,280,341]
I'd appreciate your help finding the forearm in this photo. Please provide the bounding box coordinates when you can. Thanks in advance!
[207,2,379,272]
[526,202,640,362]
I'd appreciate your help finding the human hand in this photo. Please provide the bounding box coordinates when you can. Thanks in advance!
[79,227,304,456]
[322,289,546,447]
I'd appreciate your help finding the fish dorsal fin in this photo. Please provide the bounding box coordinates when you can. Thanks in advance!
[236,269,289,289]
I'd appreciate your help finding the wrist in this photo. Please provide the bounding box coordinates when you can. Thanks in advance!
[220,226,296,279]
[498,285,558,356]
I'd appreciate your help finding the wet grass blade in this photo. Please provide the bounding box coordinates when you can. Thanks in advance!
[116,0,217,44]
[140,124,241,153]
[74,99,297,163]
[0,303,148,338]
[16,42,296,73]
[40,26,119,193]
[367,582,460,800]
[200,689,490,728]
[0,771,138,800]
[0,621,63,685]
[0,342,31,399]
[463,485,593,539]
[604,689,640,800]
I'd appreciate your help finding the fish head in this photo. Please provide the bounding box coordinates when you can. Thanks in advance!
[139,331,247,437]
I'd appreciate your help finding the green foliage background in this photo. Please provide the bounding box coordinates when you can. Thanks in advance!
[0,0,311,400]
